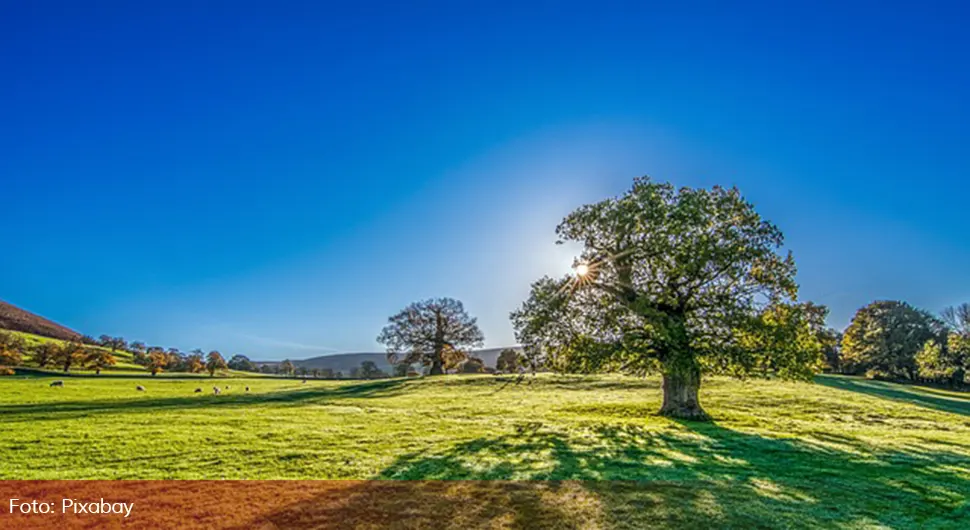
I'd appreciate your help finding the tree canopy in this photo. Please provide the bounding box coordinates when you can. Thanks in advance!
[206,351,227,376]
[378,297,484,375]
[511,177,817,419]
[228,354,258,372]
[841,300,944,380]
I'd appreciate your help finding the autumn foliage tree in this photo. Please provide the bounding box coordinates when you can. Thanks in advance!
[32,342,58,368]
[146,350,168,376]
[378,297,484,375]
[206,351,227,376]
[84,348,117,375]
[55,341,86,373]
[512,178,818,420]
[0,332,25,367]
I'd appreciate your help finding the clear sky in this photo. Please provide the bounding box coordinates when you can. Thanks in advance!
[2,1,968,360]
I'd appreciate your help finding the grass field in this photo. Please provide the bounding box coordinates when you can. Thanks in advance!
[1,373,968,528]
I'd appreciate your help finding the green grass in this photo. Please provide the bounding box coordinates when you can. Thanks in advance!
[0,373,967,528]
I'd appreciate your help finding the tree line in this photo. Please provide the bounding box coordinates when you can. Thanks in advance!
[0,333,252,377]
[827,300,969,388]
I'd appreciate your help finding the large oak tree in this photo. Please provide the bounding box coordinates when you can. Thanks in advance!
[378,297,484,375]
[511,177,820,420]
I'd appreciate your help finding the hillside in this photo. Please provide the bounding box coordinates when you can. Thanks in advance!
[263,347,522,373]
[0,299,80,341]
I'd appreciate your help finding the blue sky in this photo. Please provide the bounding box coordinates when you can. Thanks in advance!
[2,1,968,359]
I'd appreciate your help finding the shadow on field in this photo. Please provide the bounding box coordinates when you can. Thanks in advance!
[248,420,970,529]
[227,481,596,530]
[816,375,970,417]
[0,379,408,421]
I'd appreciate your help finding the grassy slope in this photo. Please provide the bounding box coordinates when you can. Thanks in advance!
[0,374,967,528]
[8,330,261,377]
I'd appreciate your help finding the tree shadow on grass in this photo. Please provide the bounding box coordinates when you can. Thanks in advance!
[228,481,600,530]
[250,419,970,529]
[816,375,970,417]
[0,378,409,421]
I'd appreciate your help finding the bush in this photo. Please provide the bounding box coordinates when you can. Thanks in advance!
[0,367,15,376]
[460,357,486,374]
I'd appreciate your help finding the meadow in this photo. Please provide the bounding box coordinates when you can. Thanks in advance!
[1,372,968,528]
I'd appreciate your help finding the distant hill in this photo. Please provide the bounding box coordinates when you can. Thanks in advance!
[259,347,523,374]
[0,299,80,341]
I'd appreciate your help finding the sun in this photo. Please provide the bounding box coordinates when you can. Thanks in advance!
[575,263,590,276]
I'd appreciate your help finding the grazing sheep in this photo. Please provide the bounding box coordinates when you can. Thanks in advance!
[136,385,145,391]
[213,387,221,395]
[245,386,250,392]
[194,388,202,393]
[50,380,64,387]
[225,385,230,390]
[302,379,307,384]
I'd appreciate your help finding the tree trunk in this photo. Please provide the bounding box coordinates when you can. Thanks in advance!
[429,360,443,375]
[659,368,709,420]
[656,311,710,421]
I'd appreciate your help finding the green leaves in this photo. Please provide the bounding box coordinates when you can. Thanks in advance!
[841,300,944,380]
[513,177,811,381]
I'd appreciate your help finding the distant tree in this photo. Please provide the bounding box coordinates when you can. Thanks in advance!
[84,348,117,375]
[320,368,334,378]
[129,341,148,364]
[942,303,970,335]
[259,363,274,374]
[917,304,970,387]
[206,351,227,376]
[349,366,360,378]
[185,352,205,373]
[841,301,944,380]
[460,357,486,374]
[393,363,410,377]
[511,178,808,420]
[496,349,522,372]
[166,348,186,371]
[279,359,295,376]
[98,334,113,348]
[79,335,98,346]
[147,351,168,376]
[55,341,86,373]
[0,332,25,367]
[335,371,343,379]
[33,342,58,368]
[311,368,320,379]
[359,360,385,379]
[819,328,843,373]
[298,366,309,377]
[228,354,258,372]
[378,297,485,375]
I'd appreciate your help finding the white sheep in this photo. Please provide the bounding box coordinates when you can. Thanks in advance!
[136,385,145,391]
[213,387,221,395]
